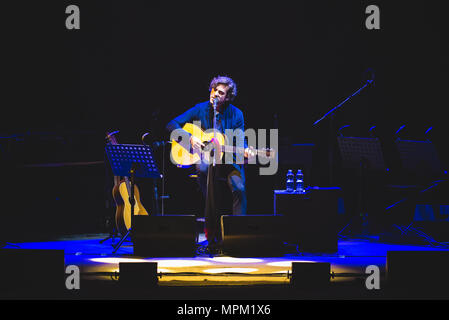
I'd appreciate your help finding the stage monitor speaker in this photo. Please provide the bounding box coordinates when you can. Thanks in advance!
[220,215,285,257]
[119,262,158,288]
[0,249,65,298]
[132,215,197,257]
[387,250,449,296]
[291,262,331,288]
[275,187,340,253]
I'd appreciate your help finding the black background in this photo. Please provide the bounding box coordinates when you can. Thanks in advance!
[2,1,448,239]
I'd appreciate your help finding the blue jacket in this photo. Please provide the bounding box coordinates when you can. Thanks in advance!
[166,101,246,175]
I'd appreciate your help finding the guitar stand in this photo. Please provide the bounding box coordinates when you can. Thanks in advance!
[99,223,119,245]
[112,166,137,253]
[104,143,161,254]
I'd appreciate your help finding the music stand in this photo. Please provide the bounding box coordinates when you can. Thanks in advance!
[384,139,446,244]
[337,136,385,236]
[395,139,443,183]
[105,143,161,254]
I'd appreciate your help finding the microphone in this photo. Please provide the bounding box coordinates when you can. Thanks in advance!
[395,124,406,140]
[152,141,167,148]
[364,68,375,86]
[424,126,433,141]
[142,131,167,148]
[212,97,219,108]
[369,125,377,137]
[337,124,351,137]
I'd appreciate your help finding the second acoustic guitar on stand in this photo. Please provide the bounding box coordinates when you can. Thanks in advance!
[106,131,149,236]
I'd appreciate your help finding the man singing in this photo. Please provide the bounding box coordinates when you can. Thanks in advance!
[166,75,253,251]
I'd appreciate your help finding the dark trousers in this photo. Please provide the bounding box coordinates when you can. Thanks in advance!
[196,163,247,244]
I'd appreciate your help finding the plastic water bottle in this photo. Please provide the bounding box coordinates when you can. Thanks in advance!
[286,169,294,192]
[296,169,304,193]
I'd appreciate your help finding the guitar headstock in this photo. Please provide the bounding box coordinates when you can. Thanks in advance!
[247,147,276,159]
[262,148,276,159]
[105,130,119,145]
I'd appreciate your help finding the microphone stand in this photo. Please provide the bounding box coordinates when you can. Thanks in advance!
[212,99,218,167]
[205,98,218,250]
[313,79,374,185]
[142,133,170,216]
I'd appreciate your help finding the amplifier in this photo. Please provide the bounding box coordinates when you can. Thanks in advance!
[274,187,340,253]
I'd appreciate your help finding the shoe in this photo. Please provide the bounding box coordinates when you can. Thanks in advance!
[207,240,224,256]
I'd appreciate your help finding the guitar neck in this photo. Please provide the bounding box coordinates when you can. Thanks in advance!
[222,145,243,154]
[124,176,132,196]
[221,145,266,156]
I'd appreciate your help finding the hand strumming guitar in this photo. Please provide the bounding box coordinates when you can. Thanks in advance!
[190,135,205,151]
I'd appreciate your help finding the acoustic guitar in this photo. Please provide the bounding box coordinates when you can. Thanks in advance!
[170,122,275,167]
[105,131,149,236]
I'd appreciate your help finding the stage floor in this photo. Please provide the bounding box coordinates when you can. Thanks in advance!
[3,232,449,299]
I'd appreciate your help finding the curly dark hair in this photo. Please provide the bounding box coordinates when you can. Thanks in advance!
[209,75,237,101]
